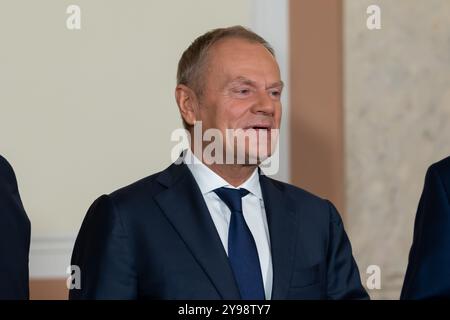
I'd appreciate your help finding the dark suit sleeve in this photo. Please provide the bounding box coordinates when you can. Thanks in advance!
[0,156,30,300]
[325,201,369,299]
[401,164,450,299]
[69,195,137,299]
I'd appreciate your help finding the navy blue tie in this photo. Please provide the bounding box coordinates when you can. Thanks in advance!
[214,187,265,300]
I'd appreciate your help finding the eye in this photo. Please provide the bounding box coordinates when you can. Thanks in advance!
[269,89,281,98]
[232,87,252,97]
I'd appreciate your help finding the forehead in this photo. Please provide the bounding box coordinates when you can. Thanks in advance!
[206,38,280,78]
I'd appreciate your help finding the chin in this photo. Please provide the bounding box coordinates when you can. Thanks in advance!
[225,127,279,165]
[241,142,274,165]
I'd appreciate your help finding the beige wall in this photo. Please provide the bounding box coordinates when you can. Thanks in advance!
[290,0,450,299]
[0,0,251,237]
[344,0,450,299]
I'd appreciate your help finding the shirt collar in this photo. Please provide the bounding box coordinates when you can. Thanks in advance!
[184,148,263,200]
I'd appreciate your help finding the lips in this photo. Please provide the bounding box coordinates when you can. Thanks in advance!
[243,123,273,130]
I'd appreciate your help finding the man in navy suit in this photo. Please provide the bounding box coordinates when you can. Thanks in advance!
[69,26,368,300]
[401,156,450,299]
[0,155,31,299]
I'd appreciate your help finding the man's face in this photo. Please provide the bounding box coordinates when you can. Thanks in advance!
[195,37,283,163]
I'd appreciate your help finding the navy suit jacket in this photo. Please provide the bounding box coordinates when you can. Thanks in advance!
[69,160,368,300]
[0,155,30,300]
[401,156,450,299]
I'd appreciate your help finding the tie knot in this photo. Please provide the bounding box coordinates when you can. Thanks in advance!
[214,187,249,213]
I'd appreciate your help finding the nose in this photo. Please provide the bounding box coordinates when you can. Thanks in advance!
[252,90,276,116]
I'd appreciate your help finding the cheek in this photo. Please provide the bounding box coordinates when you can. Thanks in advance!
[217,104,245,127]
[230,101,253,120]
[198,106,218,127]
[275,104,282,124]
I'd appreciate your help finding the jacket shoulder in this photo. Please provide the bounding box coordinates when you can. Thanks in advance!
[428,156,450,193]
[0,155,15,181]
[430,156,450,179]
[108,169,166,205]
[268,177,326,202]
[262,176,340,222]
[0,155,21,193]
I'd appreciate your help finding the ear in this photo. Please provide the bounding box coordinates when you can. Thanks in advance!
[175,84,199,127]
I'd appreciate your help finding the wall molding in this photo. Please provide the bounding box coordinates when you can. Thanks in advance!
[289,0,345,214]
[250,0,290,183]
[29,235,76,278]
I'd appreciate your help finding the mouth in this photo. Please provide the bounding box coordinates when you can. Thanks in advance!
[243,124,273,131]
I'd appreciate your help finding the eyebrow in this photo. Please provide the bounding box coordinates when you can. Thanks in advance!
[227,76,284,90]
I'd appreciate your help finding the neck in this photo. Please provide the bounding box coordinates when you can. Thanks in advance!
[207,163,257,187]
[189,146,257,187]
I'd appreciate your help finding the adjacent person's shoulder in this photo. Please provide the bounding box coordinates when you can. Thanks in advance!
[429,156,450,178]
[0,154,16,183]
[0,154,11,171]
[427,156,450,193]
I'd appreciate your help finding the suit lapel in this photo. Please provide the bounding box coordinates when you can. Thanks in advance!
[259,174,298,299]
[154,162,240,299]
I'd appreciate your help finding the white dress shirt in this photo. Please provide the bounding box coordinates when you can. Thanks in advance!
[184,149,273,299]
